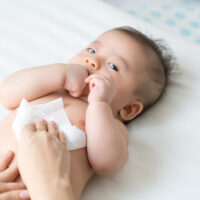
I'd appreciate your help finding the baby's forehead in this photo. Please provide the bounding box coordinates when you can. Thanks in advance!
[94,30,146,53]
[93,30,151,69]
[95,30,126,43]
[97,29,136,41]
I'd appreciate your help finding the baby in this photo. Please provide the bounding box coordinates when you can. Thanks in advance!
[0,26,173,200]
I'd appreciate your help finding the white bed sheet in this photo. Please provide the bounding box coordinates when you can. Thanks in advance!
[100,0,200,45]
[0,0,200,199]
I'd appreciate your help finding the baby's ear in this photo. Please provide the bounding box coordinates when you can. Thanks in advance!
[119,101,143,121]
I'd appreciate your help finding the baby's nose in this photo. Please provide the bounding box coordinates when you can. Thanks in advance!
[84,57,100,71]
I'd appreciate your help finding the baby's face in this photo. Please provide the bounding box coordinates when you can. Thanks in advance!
[68,30,147,119]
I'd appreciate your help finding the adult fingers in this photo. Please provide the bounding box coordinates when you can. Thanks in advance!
[21,123,36,139]
[36,120,47,132]
[0,190,29,200]
[0,163,19,182]
[58,131,67,146]
[47,121,58,138]
[0,151,14,172]
[0,182,26,193]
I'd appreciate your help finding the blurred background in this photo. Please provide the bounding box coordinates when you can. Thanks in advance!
[99,0,200,45]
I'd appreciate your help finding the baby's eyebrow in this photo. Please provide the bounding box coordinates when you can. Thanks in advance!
[92,40,102,46]
[116,55,129,70]
[92,40,129,70]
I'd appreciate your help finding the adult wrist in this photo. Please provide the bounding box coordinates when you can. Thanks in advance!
[29,178,74,200]
[45,181,74,200]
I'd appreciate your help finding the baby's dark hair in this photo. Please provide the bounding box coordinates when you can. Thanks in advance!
[112,26,175,124]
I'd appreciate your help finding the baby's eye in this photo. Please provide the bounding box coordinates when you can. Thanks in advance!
[87,48,95,55]
[108,62,119,72]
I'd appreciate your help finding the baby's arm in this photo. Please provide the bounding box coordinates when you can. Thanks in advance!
[0,63,88,110]
[85,75,129,176]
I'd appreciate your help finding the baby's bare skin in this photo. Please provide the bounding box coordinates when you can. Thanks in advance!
[0,91,94,200]
[0,30,148,199]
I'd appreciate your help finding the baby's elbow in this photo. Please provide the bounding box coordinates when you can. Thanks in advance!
[0,99,14,110]
[0,85,15,110]
[92,151,129,176]
[0,85,6,107]
[92,162,117,176]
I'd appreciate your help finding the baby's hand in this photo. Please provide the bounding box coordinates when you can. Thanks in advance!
[85,74,116,104]
[64,64,88,97]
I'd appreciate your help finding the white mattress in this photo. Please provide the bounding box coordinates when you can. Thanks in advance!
[0,0,200,199]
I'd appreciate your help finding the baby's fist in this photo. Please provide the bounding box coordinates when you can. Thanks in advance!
[64,64,88,97]
[85,74,116,104]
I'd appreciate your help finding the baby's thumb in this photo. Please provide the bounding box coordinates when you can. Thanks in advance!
[69,90,80,97]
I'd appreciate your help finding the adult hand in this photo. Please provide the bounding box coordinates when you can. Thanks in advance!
[0,151,29,200]
[17,120,74,200]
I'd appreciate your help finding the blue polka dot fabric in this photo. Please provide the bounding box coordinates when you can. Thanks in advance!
[100,0,200,45]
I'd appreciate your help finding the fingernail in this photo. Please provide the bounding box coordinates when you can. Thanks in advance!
[50,121,56,126]
[60,131,65,136]
[39,119,46,123]
[19,191,30,199]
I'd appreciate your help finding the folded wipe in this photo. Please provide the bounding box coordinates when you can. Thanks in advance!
[12,98,86,150]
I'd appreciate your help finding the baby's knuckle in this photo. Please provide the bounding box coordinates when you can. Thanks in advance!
[98,79,104,84]
[38,132,49,140]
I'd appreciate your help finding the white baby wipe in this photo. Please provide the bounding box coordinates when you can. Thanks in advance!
[12,98,87,150]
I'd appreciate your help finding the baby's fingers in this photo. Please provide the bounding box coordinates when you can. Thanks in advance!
[84,75,92,83]
[88,79,98,91]
[70,87,86,97]
[85,74,103,83]
[69,81,87,97]
[69,90,82,97]
[85,74,111,81]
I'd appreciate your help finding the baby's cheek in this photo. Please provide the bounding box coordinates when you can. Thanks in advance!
[68,51,86,64]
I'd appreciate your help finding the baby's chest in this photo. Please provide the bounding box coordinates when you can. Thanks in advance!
[63,99,87,132]
[31,90,88,132]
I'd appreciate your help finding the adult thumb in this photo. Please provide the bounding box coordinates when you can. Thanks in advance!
[0,190,30,200]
